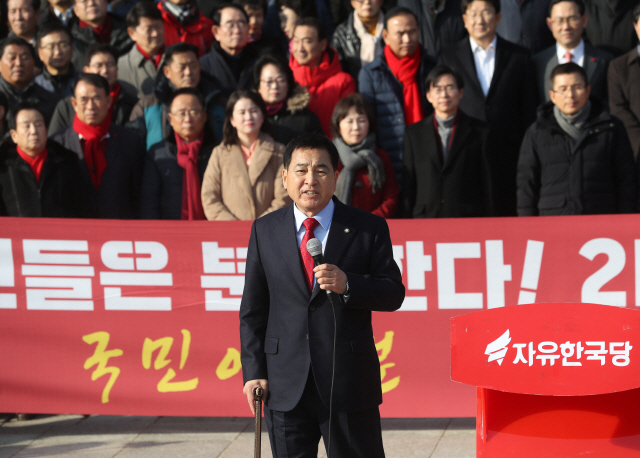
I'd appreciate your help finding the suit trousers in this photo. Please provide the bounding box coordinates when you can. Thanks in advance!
[263,368,385,458]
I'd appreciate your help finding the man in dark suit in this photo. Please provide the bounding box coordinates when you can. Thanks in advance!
[608,4,640,159]
[438,0,538,216]
[240,133,405,458]
[533,0,612,104]
[52,73,144,219]
[401,64,492,218]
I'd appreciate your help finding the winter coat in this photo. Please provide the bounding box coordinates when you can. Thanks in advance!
[34,67,78,104]
[0,139,91,217]
[201,132,291,220]
[51,125,145,219]
[584,0,638,57]
[494,0,555,54]
[47,84,139,137]
[117,45,166,99]
[517,100,637,216]
[68,13,133,71]
[336,148,399,218]
[268,88,323,146]
[397,0,468,57]
[358,49,435,182]
[199,42,260,101]
[0,77,58,128]
[158,1,214,58]
[127,73,224,150]
[400,111,493,218]
[140,126,216,219]
[290,47,357,136]
[331,12,385,81]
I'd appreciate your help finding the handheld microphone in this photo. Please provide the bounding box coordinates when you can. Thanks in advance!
[306,238,326,283]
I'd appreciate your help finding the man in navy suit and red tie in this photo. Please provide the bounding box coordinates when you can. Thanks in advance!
[240,133,405,458]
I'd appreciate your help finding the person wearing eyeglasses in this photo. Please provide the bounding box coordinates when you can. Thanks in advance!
[141,87,215,220]
[35,22,78,105]
[517,62,636,216]
[200,4,260,100]
[48,44,139,136]
[118,1,166,99]
[52,73,145,219]
[401,64,492,218]
[438,0,537,216]
[201,90,291,220]
[533,0,612,104]
[254,54,322,146]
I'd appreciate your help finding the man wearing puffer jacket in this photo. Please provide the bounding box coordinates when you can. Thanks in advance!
[517,62,637,216]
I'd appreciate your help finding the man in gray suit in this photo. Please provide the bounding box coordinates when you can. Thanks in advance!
[533,0,612,103]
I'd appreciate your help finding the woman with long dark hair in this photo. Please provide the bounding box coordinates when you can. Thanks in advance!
[201,90,291,220]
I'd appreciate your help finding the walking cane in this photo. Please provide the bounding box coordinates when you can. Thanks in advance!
[254,386,264,458]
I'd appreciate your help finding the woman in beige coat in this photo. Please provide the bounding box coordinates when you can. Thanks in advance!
[201,90,291,220]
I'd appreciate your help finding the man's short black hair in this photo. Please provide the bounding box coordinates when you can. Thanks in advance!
[83,43,119,67]
[169,87,205,110]
[548,0,585,17]
[73,73,110,97]
[384,6,418,30]
[283,133,339,172]
[550,62,589,88]
[425,64,465,91]
[295,16,327,42]
[8,101,44,131]
[164,42,200,63]
[276,0,317,17]
[35,21,72,49]
[633,3,640,23]
[461,0,501,14]
[233,0,267,12]
[0,36,36,61]
[212,3,249,26]
[126,0,162,28]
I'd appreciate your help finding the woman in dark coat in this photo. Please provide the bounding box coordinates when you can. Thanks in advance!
[253,54,322,145]
[330,93,399,218]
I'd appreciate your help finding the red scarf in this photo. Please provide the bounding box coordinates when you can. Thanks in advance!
[79,16,113,43]
[17,146,48,183]
[384,45,424,126]
[108,82,121,124]
[175,132,206,220]
[266,101,285,116]
[136,44,164,69]
[73,114,110,188]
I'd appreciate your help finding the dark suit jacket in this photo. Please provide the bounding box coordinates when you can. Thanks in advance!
[52,125,145,219]
[533,42,613,104]
[438,35,538,215]
[400,111,492,218]
[608,47,640,158]
[240,197,405,413]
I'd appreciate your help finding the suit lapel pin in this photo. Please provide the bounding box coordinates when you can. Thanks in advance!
[344,228,350,233]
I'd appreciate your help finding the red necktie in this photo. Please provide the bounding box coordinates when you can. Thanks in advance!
[564,51,573,63]
[300,218,320,291]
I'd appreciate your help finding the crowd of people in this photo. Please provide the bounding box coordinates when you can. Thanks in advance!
[1,0,639,220]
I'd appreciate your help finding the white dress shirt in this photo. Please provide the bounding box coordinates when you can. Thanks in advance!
[293,199,334,288]
[470,35,498,96]
[556,39,585,66]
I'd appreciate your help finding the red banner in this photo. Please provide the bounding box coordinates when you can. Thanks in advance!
[2,214,640,417]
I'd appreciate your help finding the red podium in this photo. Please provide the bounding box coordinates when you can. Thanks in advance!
[450,303,640,457]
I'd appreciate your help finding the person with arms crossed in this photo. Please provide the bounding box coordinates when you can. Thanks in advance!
[240,132,405,458]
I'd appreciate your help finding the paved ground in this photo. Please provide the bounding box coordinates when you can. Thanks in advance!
[0,414,475,457]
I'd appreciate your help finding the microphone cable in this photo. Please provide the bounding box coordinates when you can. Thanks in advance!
[307,238,337,458]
